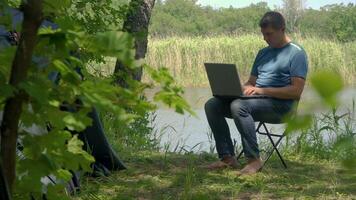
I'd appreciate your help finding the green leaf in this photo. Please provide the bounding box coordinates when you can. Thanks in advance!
[17,130,94,197]
[145,65,195,116]
[52,59,81,84]
[43,0,71,14]
[38,29,68,53]
[284,114,313,135]
[66,135,95,171]
[62,112,92,131]
[333,136,356,170]
[19,77,51,103]
[83,31,136,67]
[0,46,16,77]
[6,0,21,8]
[310,70,344,107]
[0,84,14,100]
[67,135,84,154]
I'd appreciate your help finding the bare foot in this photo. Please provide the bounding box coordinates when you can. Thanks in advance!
[237,158,263,176]
[204,155,240,170]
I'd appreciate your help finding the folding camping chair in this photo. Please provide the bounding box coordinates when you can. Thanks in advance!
[236,121,288,168]
[235,102,300,169]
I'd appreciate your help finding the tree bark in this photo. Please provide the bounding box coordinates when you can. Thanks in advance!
[114,0,155,85]
[0,0,43,192]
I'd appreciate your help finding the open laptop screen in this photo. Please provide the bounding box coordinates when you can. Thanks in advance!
[204,63,243,97]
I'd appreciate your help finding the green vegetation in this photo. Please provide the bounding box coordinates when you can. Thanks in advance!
[139,35,356,87]
[150,0,356,42]
[1,0,355,199]
[69,83,356,199]
[71,1,356,199]
[70,106,356,199]
[73,152,356,200]
[1,0,191,199]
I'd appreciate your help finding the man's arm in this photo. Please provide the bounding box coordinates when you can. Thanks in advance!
[244,75,257,87]
[254,77,305,100]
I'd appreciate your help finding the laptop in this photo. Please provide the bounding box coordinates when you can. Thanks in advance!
[204,63,270,99]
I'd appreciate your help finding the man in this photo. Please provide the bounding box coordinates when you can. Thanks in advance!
[204,11,308,175]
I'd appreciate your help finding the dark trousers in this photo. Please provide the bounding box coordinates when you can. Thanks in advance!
[204,97,293,159]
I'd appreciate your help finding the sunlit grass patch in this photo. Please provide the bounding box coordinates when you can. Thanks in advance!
[73,151,356,200]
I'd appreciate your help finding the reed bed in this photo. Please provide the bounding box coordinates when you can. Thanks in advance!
[141,34,356,87]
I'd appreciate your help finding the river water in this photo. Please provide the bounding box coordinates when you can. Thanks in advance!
[146,87,356,153]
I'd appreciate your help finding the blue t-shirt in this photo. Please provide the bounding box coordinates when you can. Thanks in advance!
[251,42,308,88]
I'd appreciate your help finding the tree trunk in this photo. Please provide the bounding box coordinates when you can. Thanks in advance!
[0,0,43,193]
[114,0,155,85]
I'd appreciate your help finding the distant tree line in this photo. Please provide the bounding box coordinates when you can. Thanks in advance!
[149,0,356,42]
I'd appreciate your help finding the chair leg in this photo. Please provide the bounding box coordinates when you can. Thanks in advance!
[264,135,287,168]
[237,122,288,169]
[236,150,243,161]
[261,123,287,168]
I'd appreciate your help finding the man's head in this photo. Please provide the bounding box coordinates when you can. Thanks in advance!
[259,11,287,48]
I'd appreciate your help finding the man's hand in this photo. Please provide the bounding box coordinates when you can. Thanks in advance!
[243,75,258,95]
[243,85,262,96]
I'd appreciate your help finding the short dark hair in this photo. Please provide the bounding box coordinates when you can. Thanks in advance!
[259,11,286,30]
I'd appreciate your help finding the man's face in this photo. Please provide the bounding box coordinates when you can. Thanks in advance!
[261,26,285,48]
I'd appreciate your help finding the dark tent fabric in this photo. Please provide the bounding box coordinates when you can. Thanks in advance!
[79,108,127,171]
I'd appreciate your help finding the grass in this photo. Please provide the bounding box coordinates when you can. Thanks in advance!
[72,151,356,200]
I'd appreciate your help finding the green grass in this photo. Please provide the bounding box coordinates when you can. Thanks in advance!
[72,151,356,200]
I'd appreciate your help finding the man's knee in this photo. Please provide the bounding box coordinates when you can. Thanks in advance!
[230,99,250,117]
[204,97,222,114]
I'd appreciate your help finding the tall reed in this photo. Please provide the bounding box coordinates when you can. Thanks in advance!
[143,34,356,87]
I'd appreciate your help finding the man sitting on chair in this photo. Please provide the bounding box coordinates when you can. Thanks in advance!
[204,11,308,175]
